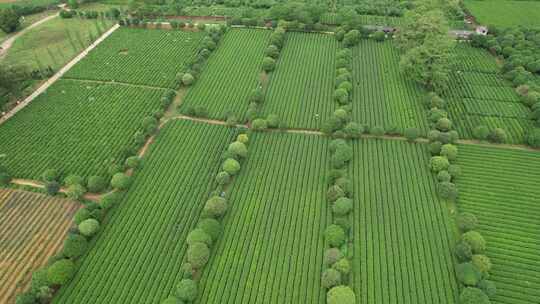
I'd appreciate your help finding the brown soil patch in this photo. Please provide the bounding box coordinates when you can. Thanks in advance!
[0,189,81,303]
[118,49,129,55]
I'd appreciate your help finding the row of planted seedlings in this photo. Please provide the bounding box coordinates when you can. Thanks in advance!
[14,90,177,304]
[160,132,250,304]
[247,25,287,131]
[319,34,357,304]
[425,93,497,304]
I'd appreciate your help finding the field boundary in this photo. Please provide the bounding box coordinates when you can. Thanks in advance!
[0,24,120,126]
[60,78,170,91]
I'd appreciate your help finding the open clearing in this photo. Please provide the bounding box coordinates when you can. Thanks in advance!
[53,121,235,303]
[0,189,80,304]
[457,145,540,304]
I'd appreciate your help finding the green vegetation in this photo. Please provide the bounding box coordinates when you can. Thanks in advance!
[2,16,114,71]
[456,144,540,304]
[262,32,337,129]
[197,132,328,303]
[351,40,428,132]
[53,121,235,303]
[0,80,164,179]
[445,44,533,144]
[179,28,270,122]
[351,139,458,303]
[64,27,205,88]
[464,0,540,28]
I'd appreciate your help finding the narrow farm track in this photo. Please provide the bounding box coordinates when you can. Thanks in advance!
[198,132,329,304]
[0,189,80,304]
[351,140,459,304]
[10,179,101,201]
[0,13,59,59]
[457,145,540,304]
[0,24,120,126]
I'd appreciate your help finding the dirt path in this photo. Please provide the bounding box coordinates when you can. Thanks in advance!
[62,78,169,91]
[0,13,59,59]
[11,179,101,201]
[0,24,120,126]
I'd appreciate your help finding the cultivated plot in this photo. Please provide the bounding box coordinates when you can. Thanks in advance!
[0,79,164,180]
[464,0,540,28]
[0,189,80,304]
[64,28,205,88]
[351,40,429,133]
[198,132,329,304]
[53,120,235,304]
[457,145,540,304]
[263,32,337,130]
[179,28,271,122]
[445,44,533,144]
[351,139,459,304]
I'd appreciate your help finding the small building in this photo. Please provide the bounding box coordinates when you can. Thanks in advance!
[476,26,488,36]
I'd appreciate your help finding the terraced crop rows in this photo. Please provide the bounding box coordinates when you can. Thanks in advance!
[64,28,205,88]
[180,28,271,122]
[351,40,428,132]
[53,121,235,304]
[445,44,533,143]
[351,140,458,304]
[0,189,80,304]
[457,145,540,304]
[0,79,164,180]
[263,32,337,129]
[198,132,328,304]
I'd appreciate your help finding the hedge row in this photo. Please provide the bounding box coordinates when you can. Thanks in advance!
[247,26,286,129]
[161,133,249,304]
[424,93,496,303]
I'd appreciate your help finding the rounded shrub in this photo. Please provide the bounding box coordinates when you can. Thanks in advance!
[74,208,91,225]
[437,181,458,201]
[64,174,84,187]
[462,231,486,254]
[427,130,441,142]
[457,212,477,232]
[111,173,132,190]
[187,242,210,268]
[459,287,490,304]
[176,279,198,302]
[87,176,107,193]
[437,170,452,182]
[477,279,497,298]
[228,141,248,158]
[215,171,231,185]
[332,258,351,276]
[448,164,461,179]
[321,268,342,288]
[223,158,241,175]
[187,228,212,246]
[334,177,352,196]
[262,57,276,72]
[473,125,489,140]
[203,196,228,218]
[15,292,37,304]
[324,248,343,266]
[454,241,473,262]
[370,125,385,137]
[332,197,353,216]
[489,128,507,143]
[325,225,346,248]
[472,254,492,274]
[436,118,452,131]
[237,133,249,144]
[197,218,222,241]
[456,262,482,286]
[182,73,194,86]
[526,128,540,148]
[404,127,420,141]
[30,268,50,293]
[441,144,458,161]
[66,184,86,201]
[252,118,268,130]
[162,296,182,304]
[100,192,123,210]
[333,215,351,233]
[45,181,60,196]
[78,218,100,237]
[327,185,345,202]
[125,156,141,169]
[429,141,443,155]
[327,285,356,304]
[47,259,75,286]
[429,156,450,172]
[42,169,59,182]
[62,233,88,258]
